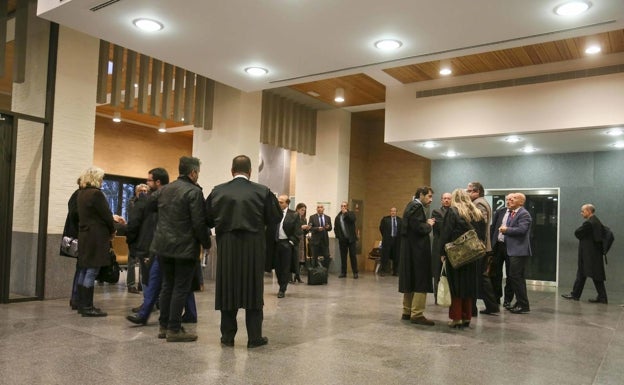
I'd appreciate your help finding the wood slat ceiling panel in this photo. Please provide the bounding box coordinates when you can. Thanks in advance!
[288,73,385,107]
[384,29,624,84]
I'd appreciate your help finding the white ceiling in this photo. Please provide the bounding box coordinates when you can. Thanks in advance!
[36,0,624,159]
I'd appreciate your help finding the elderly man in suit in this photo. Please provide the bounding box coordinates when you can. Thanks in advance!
[273,195,302,298]
[495,192,533,314]
[335,201,359,279]
[206,155,282,348]
[379,207,403,276]
[308,204,333,268]
[562,204,608,304]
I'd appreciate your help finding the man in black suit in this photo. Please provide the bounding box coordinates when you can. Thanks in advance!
[273,195,302,298]
[379,207,402,276]
[308,204,333,268]
[430,193,450,301]
[335,201,359,278]
[206,155,282,348]
[562,204,608,304]
[490,194,513,306]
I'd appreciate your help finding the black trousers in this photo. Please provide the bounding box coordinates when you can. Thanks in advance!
[275,240,294,292]
[492,241,514,303]
[159,257,196,332]
[508,255,529,308]
[571,265,607,300]
[220,308,263,342]
[381,237,400,274]
[338,238,358,275]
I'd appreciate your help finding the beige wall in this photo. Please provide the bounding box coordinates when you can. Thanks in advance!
[93,115,192,179]
[349,116,431,271]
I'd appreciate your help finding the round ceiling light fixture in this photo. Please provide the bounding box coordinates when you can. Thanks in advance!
[444,150,458,157]
[244,67,269,76]
[554,1,591,16]
[132,18,164,32]
[520,146,538,153]
[611,141,624,149]
[374,39,402,51]
[439,68,452,76]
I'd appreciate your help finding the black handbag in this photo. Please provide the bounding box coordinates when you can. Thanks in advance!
[97,248,120,284]
[306,258,328,285]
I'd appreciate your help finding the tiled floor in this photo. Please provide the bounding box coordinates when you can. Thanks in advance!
[1,273,623,385]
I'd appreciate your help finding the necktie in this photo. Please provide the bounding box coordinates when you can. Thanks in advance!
[320,215,324,227]
[391,217,396,237]
[506,210,514,225]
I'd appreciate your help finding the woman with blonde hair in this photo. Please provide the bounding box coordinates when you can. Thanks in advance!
[76,166,116,317]
[439,188,486,329]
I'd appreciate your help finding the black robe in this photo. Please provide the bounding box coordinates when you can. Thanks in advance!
[575,215,605,281]
[398,200,433,293]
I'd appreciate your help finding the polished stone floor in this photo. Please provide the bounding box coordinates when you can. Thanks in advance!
[1,272,624,385]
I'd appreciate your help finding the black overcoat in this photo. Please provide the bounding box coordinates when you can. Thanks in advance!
[575,215,605,281]
[398,200,433,293]
[77,187,115,268]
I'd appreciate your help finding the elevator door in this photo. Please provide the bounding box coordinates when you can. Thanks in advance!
[486,189,559,286]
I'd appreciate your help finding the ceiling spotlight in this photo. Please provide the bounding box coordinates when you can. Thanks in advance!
[521,146,537,153]
[334,88,345,103]
[374,39,402,51]
[421,141,438,148]
[611,142,624,149]
[444,151,458,157]
[112,112,121,123]
[244,67,269,76]
[439,67,452,76]
[585,45,601,54]
[133,18,164,32]
[605,128,623,136]
[158,122,167,133]
[554,1,591,16]
[504,135,523,143]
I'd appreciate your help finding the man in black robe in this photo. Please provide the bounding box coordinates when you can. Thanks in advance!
[206,155,281,348]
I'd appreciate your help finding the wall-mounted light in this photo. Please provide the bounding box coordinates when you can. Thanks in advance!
[112,112,121,123]
[158,122,167,133]
[334,88,345,103]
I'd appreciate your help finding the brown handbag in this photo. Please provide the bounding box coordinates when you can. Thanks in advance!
[444,228,486,269]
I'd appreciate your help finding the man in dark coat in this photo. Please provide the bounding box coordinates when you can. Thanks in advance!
[398,186,436,326]
[379,207,402,276]
[273,195,302,298]
[151,157,211,342]
[562,204,608,304]
[335,201,358,278]
[430,193,450,300]
[308,204,333,268]
[206,155,281,348]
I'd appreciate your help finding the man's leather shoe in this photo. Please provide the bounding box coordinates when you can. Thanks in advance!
[353,273,359,279]
[503,302,513,310]
[247,337,269,348]
[561,293,580,301]
[220,338,234,347]
[410,316,435,326]
[126,314,147,325]
[509,306,530,314]
[338,274,346,278]
[479,308,500,315]
[401,314,411,320]
[127,287,140,294]
[588,297,608,304]
[277,291,285,298]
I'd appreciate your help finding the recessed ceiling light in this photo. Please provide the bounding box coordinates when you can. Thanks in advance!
[244,67,269,76]
[374,39,402,51]
[585,45,601,54]
[307,91,320,97]
[605,128,623,136]
[554,1,591,16]
[520,146,537,153]
[444,151,458,157]
[421,141,438,148]
[439,68,452,76]
[504,135,523,143]
[611,142,624,149]
[133,18,164,32]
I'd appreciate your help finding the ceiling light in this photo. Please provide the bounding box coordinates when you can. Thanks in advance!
[334,88,345,103]
[307,91,320,97]
[112,112,121,123]
[611,142,624,149]
[374,39,402,51]
[444,151,458,157]
[439,68,452,76]
[421,141,438,148]
[605,128,623,136]
[133,18,164,32]
[585,45,601,54]
[158,122,167,133]
[520,146,537,153]
[504,135,523,143]
[244,67,269,76]
[554,1,591,16]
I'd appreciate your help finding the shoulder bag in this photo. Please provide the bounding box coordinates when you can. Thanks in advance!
[444,222,486,269]
[60,236,78,258]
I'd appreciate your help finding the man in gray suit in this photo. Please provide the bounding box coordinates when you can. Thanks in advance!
[308,204,333,268]
[206,155,282,348]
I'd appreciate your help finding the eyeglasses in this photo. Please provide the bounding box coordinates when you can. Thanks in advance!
[146,179,154,182]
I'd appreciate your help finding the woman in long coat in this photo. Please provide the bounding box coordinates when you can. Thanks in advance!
[76,167,116,317]
[440,189,485,329]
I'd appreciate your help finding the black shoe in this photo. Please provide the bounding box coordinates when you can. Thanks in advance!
[353,273,359,279]
[503,302,512,310]
[338,274,346,278]
[81,307,107,317]
[509,306,530,314]
[127,287,140,294]
[220,338,234,347]
[479,308,500,315]
[277,291,285,298]
[247,337,269,348]
[401,314,411,320]
[588,297,608,304]
[561,293,580,301]
[126,314,147,325]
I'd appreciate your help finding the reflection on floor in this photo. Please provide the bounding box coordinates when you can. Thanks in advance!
[1,273,623,385]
